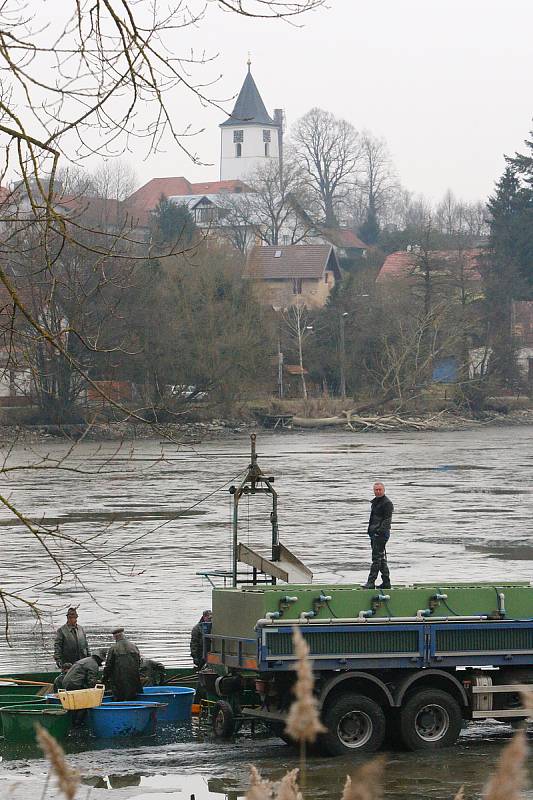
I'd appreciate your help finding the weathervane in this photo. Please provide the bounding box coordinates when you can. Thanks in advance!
[247,51,251,72]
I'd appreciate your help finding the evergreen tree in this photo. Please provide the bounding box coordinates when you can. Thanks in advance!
[151,194,197,248]
[358,201,380,245]
[484,167,526,385]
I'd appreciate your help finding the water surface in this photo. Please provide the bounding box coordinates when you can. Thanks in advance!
[0,426,532,798]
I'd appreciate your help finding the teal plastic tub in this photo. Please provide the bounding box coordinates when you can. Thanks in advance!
[88,702,160,738]
[135,686,195,722]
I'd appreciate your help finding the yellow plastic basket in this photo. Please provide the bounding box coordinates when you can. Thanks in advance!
[57,684,105,710]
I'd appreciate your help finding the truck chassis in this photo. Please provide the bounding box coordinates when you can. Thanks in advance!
[201,618,533,754]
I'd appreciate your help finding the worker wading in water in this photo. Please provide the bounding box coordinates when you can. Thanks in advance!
[190,610,212,669]
[103,627,143,700]
[62,650,106,691]
[53,662,72,693]
[363,482,394,590]
[54,607,90,667]
[62,649,106,725]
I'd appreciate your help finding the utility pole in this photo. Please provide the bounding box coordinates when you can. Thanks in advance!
[339,312,348,398]
[277,338,284,399]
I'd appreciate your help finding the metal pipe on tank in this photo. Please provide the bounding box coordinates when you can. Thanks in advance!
[255,615,489,627]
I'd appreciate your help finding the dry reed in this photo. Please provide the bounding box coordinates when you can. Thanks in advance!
[246,765,274,800]
[482,728,528,800]
[276,769,303,800]
[245,767,302,800]
[36,723,79,800]
[285,627,325,744]
[340,756,385,800]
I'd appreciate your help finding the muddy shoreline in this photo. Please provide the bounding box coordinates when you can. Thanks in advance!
[1,407,533,444]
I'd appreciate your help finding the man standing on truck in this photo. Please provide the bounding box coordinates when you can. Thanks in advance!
[363,482,393,590]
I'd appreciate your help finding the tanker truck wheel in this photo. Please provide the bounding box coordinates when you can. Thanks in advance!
[320,693,386,755]
[399,689,462,751]
[212,700,235,739]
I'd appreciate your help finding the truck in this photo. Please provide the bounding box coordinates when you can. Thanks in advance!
[197,436,533,754]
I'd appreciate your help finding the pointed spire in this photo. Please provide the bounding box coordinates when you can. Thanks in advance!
[247,52,251,73]
[220,66,274,127]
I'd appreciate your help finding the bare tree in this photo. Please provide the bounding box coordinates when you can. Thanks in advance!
[352,132,398,240]
[281,302,313,398]
[291,108,361,228]
[223,152,309,248]
[0,0,324,631]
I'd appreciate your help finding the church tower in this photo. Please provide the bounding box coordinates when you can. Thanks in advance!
[220,62,282,181]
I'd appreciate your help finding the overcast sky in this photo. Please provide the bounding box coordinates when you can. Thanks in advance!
[41,0,533,203]
[131,0,530,204]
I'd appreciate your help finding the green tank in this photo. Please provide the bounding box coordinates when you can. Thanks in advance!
[212,581,532,640]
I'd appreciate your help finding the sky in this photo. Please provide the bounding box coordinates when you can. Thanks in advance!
[35,1,533,202]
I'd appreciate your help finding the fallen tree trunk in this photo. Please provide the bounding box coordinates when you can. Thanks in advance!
[291,410,454,431]
[291,415,348,428]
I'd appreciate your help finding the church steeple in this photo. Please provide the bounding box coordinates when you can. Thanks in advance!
[219,64,280,181]
[220,66,275,128]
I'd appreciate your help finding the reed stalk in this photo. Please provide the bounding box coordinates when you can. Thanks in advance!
[285,626,325,792]
[35,723,79,800]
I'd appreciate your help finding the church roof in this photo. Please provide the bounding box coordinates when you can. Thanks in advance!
[220,67,275,128]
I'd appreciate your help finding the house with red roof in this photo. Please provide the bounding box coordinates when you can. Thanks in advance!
[377,247,483,284]
[123,177,249,229]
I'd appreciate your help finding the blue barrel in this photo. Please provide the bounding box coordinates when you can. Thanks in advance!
[135,686,195,722]
[88,703,160,738]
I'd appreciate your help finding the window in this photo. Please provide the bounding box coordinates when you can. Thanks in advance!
[235,142,242,158]
[292,278,302,295]
[196,206,217,223]
[264,143,270,157]
[233,130,244,143]
[263,130,271,142]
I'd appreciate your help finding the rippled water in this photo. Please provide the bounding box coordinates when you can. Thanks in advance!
[1,426,532,798]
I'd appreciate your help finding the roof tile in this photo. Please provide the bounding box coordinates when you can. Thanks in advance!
[378,248,483,282]
[244,245,340,280]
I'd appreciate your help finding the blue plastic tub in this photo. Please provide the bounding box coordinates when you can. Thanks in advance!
[135,686,195,722]
[88,702,160,738]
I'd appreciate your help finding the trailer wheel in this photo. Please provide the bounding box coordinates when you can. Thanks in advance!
[321,693,386,755]
[399,690,462,751]
[212,700,235,739]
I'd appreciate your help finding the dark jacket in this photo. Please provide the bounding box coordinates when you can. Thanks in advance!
[368,495,394,537]
[103,636,142,700]
[140,658,166,686]
[190,621,208,668]
[54,623,90,667]
[62,656,101,691]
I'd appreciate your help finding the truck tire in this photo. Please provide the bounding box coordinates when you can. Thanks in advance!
[320,693,386,755]
[399,689,462,751]
[212,700,235,739]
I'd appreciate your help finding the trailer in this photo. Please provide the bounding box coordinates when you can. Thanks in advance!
[197,437,533,754]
